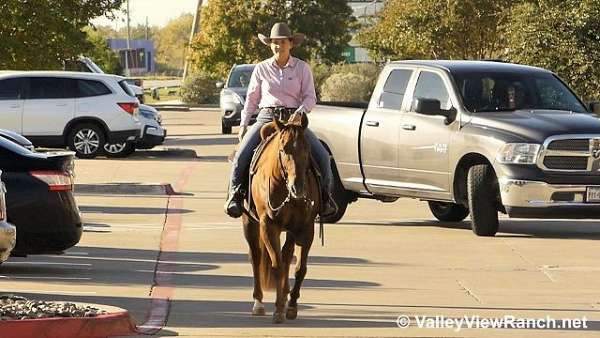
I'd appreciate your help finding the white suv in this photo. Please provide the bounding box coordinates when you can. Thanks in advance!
[0,71,141,158]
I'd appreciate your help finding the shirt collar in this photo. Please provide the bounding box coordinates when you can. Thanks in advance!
[270,56,297,69]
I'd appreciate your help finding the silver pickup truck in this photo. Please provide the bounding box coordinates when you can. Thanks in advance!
[310,60,600,236]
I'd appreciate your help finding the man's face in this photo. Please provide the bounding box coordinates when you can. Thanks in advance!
[270,38,293,57]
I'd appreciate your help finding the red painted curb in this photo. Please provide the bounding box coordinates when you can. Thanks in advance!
[0,310,137,338]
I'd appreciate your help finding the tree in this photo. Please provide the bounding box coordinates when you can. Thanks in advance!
[189,0,355,78]
[0,0,123,70]
[357,0,516,61]
[154,14,194,74]
[85,28,123,75]
[504,0,600,101]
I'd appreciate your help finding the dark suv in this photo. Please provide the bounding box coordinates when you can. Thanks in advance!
[218,64,256,134]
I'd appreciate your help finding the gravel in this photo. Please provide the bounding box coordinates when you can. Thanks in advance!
[0,295,108,320]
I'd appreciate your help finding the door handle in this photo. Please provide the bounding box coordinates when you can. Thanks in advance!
[365,120,379,127]
[9,105,20,109]
[402,124,416,131]
[56,103,68,107]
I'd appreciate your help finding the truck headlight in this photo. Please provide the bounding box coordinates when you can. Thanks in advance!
[496,143,541,164]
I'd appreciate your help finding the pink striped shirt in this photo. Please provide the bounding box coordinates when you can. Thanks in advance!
[240,56,317,126]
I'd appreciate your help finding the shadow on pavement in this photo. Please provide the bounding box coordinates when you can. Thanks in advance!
[79,205,194,215]
[337,219,600,240]
[164,137,237,146]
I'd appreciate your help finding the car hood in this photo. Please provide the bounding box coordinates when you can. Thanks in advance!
[469,110,600,143]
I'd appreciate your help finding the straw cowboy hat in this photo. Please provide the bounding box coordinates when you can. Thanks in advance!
[258,22,305,46]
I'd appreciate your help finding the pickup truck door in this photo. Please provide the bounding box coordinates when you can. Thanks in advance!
[397,69,456,199]
[360,68,414,193]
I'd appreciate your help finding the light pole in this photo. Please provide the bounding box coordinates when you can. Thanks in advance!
[125,0,131,76]
[183,0,204,80]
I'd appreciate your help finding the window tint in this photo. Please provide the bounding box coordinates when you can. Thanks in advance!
[77,80,111,97]
[227,68,254,88]
[413,71,451,110]
[29,77,69,99]
[379,69,412,110]
[118,80,135,97]
[0,78,23,100]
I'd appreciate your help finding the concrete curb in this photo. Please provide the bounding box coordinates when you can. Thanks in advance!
[0,309,136,338]
[74,183,177,196]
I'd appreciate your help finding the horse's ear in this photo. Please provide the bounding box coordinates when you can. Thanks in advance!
[274,117,284,132]
[301,112,308,130]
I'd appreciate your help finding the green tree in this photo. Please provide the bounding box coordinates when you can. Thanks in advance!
[504,0,600,101]
[0,0,123,70]
[190,0,355,78]
[357,0,516,61]
[154,14,194,74]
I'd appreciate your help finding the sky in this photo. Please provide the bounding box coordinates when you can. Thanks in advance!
[92,0,199,28]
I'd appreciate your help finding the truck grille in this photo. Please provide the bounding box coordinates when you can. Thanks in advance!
[547,139,589,151]
[538,136,600,172]
[543,156,588,170]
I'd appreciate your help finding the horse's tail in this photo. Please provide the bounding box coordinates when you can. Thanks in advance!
[258,236,277,291]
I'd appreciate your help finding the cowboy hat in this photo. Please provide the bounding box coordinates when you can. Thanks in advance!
[258,22,305,46]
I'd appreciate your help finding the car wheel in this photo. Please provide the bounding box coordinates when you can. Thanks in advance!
[428,201,469,222]
[67,123,105,159]
[103,142,135,158]
[222,121,232,134]
[467,164,500,236]
[320,157,349,224]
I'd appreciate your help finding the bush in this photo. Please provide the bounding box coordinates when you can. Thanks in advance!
[320,72,372,102]
[318,63,380,103]
[180,73,219,104]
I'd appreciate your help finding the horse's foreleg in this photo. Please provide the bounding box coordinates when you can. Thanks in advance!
[287,235,313,320]
[281,233,295,298]
[260,219,285,324]
[243,218,265,316]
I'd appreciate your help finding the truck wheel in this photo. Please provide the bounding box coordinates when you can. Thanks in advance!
[222,121,232,134]
[428,201,469,222]
[320,158,349,224]
[467,164,499,236]
[103,142,135,158]
[67,123,105,159]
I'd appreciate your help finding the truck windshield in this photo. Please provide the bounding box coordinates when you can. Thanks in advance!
[227,68,254,88]
[452,71,587,114]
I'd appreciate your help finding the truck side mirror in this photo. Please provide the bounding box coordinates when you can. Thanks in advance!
[589,101,600,115]
[413,98,456,124]
[215,81,224,89]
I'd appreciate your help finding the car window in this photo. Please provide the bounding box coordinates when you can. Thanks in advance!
[28,77,70,99]
[413,71,452,110]
[77,80,112,97]
[227,68,254,88]
[379,69,412,110]
[118,80,135,97]
[0,78,23,100]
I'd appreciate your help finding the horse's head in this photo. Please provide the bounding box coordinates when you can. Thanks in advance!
[274,113,310,199]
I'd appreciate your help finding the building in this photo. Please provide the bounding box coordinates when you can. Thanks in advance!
[107,39,156,75]
[345,0,385,63]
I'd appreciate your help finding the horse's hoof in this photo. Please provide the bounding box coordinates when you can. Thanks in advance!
[286,306,298,320]
[252,307,266,316]
[272,312,286,324]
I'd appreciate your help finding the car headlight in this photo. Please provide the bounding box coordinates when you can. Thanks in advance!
[496,143,541,164]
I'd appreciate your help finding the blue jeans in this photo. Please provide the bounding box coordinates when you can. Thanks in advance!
[229,109,333,194]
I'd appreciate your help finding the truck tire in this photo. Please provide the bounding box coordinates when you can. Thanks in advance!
[467,164,499,236]
[320,158,349,224]
[67,123,106,159]
[222,121,232,134]
[428,201,469,222]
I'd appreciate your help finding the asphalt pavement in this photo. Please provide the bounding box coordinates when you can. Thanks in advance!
[1,108,599,337]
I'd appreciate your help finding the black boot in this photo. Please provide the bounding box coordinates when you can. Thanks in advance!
[321,192,338,218]
[224,185,244,218]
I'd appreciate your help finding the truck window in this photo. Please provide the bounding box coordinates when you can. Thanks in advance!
[413,71,452,110]
[379,69,412,110]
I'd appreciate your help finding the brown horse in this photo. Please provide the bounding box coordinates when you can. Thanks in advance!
[242,112,320,324]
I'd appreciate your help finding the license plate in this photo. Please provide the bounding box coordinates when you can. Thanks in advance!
[586,187,600,203]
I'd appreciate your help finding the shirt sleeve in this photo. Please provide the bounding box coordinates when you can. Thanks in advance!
[299,62,317,113]
[241,66,262,127]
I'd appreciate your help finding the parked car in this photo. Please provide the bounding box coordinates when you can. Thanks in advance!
[103,104,166,157]
[0,174,16,264]
[0,136,81,255]
[217,64,258,134]
[65,56,145,103]
[310,60,600,236]
[0,71,141,158]
[0,128,34,151]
